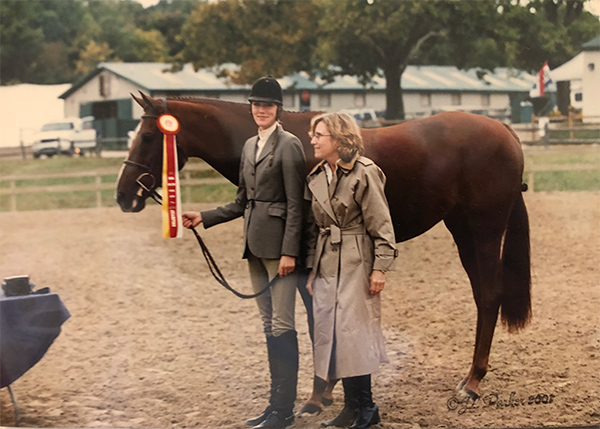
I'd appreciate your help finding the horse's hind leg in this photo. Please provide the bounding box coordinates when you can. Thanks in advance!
[297,376,338,415]
[445,207,507,398]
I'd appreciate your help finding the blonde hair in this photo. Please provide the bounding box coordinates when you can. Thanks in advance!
[309,112,364,162]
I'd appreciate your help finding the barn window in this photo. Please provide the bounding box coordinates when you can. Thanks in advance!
[354,93,366,107]
[319,93,331,108]
[451,93,462,105]
[283,93,295,108]
[420,93,431,107]
[99,75,106,97]
[481,93,490,106]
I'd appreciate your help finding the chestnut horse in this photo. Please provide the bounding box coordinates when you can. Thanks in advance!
[116,93,531,410]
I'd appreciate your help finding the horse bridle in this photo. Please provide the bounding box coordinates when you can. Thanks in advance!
[122,113,163,205]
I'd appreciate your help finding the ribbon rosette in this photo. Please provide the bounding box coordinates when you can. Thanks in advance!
[157,114,183,238]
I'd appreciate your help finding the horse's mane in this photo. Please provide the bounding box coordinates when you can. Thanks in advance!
[164,95,313,116]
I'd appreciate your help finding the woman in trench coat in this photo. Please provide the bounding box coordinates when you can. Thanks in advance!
[305,112,397,429]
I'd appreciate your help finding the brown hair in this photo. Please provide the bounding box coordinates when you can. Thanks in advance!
[309,112,364,162]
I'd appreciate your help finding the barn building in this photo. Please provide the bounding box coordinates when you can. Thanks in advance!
[551,35,600,123]
[59,62,537,142]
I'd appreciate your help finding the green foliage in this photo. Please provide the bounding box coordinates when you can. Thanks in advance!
[178,0,319,83]
[0,0,190,84]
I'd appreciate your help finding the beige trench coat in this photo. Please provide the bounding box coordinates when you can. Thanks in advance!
[305,155,397,380]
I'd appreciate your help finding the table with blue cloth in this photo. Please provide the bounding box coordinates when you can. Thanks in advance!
[0,293,70,388]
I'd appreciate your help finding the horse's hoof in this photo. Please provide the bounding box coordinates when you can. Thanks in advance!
[456,379,466,391]
[321,397,334,407]
[457,386,480,400]
[296,403,322,416]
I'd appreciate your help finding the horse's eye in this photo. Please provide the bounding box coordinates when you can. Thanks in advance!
[141,133,155,143]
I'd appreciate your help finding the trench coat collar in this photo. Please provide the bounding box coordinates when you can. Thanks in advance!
[308,161,338,224]
[255,123,281,166]
[338,152,360,173]
[308,152,359,176]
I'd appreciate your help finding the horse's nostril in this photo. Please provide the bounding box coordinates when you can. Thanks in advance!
[116,190,126,205]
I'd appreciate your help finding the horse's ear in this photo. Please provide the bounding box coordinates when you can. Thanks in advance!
[131,93,144,109]
[136,91,160,115]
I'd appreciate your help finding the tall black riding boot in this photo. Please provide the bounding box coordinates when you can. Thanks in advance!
[253,330,298,429]
[246,336,279,426]
[321,378,357,427]
[348,375,380,429]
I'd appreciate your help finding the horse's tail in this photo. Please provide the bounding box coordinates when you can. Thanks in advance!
[501,192,532,333]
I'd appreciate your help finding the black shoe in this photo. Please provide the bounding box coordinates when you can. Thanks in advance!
[252,410,294,429]
[246,406,272,426]
[321,404,357,427]
[349,404,380,429]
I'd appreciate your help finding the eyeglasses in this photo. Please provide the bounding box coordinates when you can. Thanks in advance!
[310,132,331,141]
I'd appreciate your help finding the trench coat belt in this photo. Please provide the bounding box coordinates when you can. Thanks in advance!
[319,224,366,245]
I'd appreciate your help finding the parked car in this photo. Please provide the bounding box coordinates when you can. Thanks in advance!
[31,117,97,158]
[340,108,381,128]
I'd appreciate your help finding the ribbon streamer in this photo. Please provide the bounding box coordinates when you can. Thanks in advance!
[157,114,182,238]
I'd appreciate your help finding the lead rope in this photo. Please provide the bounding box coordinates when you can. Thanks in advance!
[149,177,276,299]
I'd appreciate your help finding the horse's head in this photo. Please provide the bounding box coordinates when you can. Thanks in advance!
[116,92,187,212]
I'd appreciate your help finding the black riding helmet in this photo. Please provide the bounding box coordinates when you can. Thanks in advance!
[248,76,283,105]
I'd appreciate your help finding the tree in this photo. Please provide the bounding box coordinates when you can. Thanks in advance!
[75,41,114,75]
[314,0,598,118]
[0,0,46,84]
[178,0,318,83]
[137,0,199,57]
[412,0,600,73]
[314,0,458,120]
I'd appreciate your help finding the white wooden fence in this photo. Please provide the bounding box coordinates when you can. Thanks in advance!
[0,163,229,212]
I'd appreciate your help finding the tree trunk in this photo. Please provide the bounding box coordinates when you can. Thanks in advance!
[383,65,404,120]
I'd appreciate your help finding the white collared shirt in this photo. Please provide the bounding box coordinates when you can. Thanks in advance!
[324,159,341,185]
[256,122,278,161]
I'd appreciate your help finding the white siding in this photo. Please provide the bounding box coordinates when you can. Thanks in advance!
[64,71,140,117]
[582,50,600,122]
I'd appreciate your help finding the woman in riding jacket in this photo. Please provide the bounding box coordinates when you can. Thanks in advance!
[182,76,306,429]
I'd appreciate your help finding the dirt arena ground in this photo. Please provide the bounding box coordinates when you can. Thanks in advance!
[0,191,598,429]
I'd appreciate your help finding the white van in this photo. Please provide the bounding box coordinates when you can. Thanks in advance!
[31,117,97,158]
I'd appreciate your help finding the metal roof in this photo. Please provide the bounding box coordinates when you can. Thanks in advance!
[60,62,537,99]
[582,35,600,51]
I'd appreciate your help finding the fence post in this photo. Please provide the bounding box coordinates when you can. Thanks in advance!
[10,180,17,211]
[184,171,191,203]
[96,174,102,208]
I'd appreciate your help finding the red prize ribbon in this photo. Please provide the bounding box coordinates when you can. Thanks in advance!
[157,114,182,238]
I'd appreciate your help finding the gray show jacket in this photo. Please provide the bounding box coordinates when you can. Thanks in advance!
[201,123,307,260]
